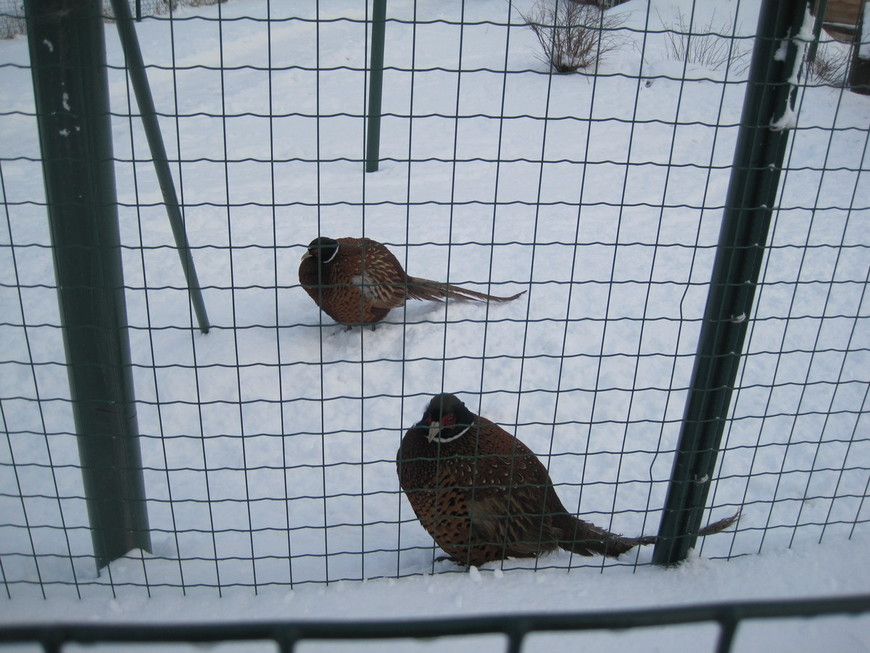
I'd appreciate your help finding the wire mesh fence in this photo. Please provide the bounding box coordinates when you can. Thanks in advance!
[0,0,868,606]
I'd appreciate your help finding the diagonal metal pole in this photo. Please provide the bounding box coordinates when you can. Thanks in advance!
[109,0,210,333]
[24,0,152,570]
[652,0,814,565]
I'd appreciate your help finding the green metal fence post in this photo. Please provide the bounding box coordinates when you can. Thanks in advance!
[365,0,387,172]
[109,0,210,334]
[806,0,828,65]
[24,0,151,570]
[849,2,870,94]
[652,0,813,566]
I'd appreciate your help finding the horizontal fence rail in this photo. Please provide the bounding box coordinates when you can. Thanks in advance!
[2,595,869,653]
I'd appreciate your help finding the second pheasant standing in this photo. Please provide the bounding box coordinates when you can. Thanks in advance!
[299,237,525,326]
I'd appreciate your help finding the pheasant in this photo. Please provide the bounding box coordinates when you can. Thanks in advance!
[298,237,525,326]
[397,393,738,567]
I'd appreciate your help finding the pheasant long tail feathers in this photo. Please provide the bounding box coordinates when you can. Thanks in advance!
[697,511,740,537]
[555,514,657,558]
[556,514,645,558]
[405,276,526,304]
[560,511,739,558]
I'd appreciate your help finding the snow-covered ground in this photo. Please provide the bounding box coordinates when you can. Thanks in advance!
[1,0,868,650]
[1,533,869,652]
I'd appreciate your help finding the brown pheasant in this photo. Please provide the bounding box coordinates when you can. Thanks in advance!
[397,393,738,567]
[298,237,525,326]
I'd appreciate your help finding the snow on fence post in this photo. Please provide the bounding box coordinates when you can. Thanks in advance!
[365,0,387,172]
[652,0,815,566]
[849,1,870,94]
[23,0,152,570]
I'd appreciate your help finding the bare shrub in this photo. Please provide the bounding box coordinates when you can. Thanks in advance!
[807,38,851,87]
[520,0,627,73]
[661,8,749,73]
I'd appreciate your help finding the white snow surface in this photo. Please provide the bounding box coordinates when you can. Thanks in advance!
[1,0,869,650]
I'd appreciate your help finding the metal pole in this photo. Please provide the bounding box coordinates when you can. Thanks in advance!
[849,2,870,94]
[110,0,210,334]
[806,0,828,64]
[652,0,813,565]
[24,0,151,570]
[365,0,387,172]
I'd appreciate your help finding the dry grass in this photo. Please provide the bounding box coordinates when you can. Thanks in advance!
[661,8,749,73]
[807,37,852,87]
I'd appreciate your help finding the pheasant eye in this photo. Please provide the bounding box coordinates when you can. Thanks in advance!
[440,413,456,428]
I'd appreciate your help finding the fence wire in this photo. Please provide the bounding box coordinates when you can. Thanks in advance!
[0,0,224,38]
[0,0,868,603]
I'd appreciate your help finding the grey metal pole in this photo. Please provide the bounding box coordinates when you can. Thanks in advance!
[24,0,151,570]
[652,0,813,565]
[110,0,210,334]
[365,0,387,172]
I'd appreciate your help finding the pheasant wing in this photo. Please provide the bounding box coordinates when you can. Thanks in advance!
[354,239,409,310]
[447,418,563,556]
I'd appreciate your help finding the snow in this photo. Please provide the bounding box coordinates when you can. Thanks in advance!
[1,0,868,650]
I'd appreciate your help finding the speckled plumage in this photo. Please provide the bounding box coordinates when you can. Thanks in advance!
[396,393,655,567]
[299,237,525,326]
[397,394,738,567]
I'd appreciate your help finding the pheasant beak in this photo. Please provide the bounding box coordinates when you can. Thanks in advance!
[301,250,312,261]
[426,420,441,443]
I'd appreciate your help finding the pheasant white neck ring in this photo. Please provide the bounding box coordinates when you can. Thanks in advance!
[323,242,339,263]
[427,422,470,444]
